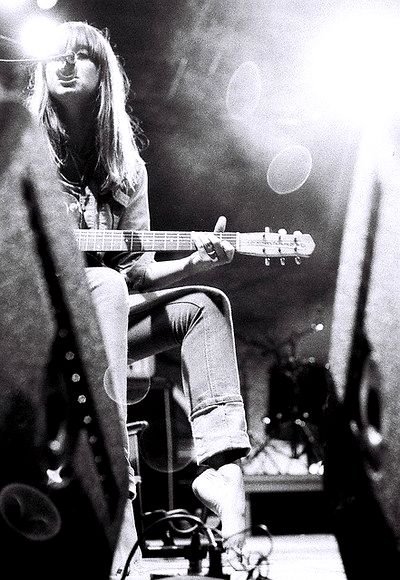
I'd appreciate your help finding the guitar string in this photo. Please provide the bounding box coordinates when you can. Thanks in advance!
[74,231,241,252]
[73,232,308,255]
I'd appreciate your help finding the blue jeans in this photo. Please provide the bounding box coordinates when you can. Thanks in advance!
[87,268,250,577]
[127,286,250,465]
[88,269,251,471]
[87,268,139,578]
[86,267,136,490]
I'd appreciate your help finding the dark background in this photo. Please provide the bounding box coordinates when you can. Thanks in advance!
[2,0,379,362]
[2,0,396,530]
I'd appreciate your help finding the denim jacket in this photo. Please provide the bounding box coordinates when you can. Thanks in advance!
[61,161,155,292]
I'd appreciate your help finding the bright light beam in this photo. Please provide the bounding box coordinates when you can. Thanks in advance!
[0,0,28,9]
[226,61,262,120]
[19,15,59,59]
[37,0,58,9]
[309,9,400,122]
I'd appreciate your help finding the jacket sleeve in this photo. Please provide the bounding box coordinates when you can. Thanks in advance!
[105,161,155,292]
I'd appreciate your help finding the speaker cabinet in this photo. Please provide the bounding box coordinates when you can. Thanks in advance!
[0,99,127,579]
[326,120,400,577]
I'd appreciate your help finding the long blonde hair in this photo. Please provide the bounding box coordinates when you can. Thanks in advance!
[28,21,145,193]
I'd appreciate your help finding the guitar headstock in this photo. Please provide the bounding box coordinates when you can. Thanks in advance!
[238,228,315,265]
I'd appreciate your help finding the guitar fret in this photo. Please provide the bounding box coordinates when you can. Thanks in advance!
[78,231,243,251]
[72,229,315,260]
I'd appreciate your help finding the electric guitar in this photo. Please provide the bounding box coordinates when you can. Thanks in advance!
[74,228,315,264]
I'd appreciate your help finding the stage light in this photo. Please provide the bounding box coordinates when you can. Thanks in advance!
[37,0,58,9]
[308,8,400,122]
[309,461,324,476]
[19,15,59,59]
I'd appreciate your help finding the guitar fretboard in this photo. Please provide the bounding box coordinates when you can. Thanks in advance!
[75,230,239,252]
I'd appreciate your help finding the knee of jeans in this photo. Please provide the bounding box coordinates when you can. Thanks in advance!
[184,288,232,317]
[100,269,130,314]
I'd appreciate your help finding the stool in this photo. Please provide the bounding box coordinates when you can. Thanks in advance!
[127,419,149,541]
[126,417,226,578]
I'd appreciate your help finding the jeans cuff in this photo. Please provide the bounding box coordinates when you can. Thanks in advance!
[191,401,251,465]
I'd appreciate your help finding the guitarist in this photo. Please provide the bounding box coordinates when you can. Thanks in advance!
[28,21,251,579]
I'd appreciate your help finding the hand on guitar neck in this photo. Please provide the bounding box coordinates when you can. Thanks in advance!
[74,215,316,267]
[190,215,235,270]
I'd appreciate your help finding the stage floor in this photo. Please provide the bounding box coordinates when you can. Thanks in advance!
[136,533,347,580]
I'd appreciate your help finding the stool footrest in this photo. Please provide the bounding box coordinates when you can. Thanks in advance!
[127,420,149,435]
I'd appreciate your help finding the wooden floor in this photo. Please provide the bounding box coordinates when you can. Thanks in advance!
[134,534,347,579]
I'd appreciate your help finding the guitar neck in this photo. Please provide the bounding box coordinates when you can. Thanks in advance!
[75,230,237,252]
[74,228,315,260]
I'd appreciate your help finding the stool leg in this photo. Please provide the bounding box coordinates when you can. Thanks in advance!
[127,421,148,545]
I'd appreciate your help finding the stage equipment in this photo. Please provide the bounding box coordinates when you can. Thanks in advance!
[127,419,149,546]
[120,511,226,579]
[0,99,127,579]
[128,375,195,526]
[326,121,400,578]
[243,324,328,471]
[126,380,272,579]
[120,509,272,580]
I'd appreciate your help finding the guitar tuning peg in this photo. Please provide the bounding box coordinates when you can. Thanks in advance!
[295,256,301,265]
[265,258,270,266]
[280,257,286,266]
[293,230,302,238]
[278,228,287,235]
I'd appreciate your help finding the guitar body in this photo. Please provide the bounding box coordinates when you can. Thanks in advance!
[0,100,127,579]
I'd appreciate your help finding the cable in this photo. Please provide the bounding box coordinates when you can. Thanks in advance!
[120,511,217,580]
[246,556,273,580]
[120,515,274,580]
[223,524,274,574]
[223,523,273,555]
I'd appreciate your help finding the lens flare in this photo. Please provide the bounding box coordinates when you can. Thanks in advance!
[226,61,262,120]
[267,145,312,195]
